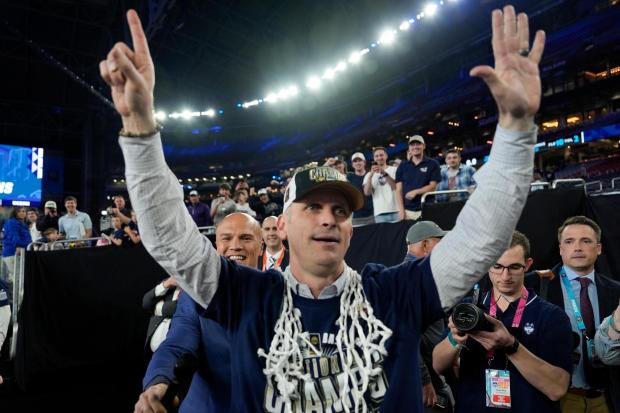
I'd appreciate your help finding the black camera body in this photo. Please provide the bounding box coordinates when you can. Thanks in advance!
[452,303,493,333]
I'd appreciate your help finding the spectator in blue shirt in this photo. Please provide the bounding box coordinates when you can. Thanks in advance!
[1,207,32,293]
[437,149,477,202]
[433,232,573,412]
[395,135,441,221]
[187,190,213,227]
[58,196,93,240]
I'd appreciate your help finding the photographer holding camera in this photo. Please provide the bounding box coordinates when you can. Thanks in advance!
[37,200,60,233]
[108,194,132,225]
[433,232,574,412]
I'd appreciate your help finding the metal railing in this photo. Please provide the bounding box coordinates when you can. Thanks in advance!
[584,180,603,194]
[197,226,216,236]
[530,182,550,189]
[48,237,107,250]
[551,178,586,189]
[9,248,25,359]
[612,177,620,190]
[421,189,470,206]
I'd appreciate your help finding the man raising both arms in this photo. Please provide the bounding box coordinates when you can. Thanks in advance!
[101,6,545,412]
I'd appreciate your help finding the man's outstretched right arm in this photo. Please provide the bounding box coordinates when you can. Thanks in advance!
[101,10,219,308]
[119,135,220,309]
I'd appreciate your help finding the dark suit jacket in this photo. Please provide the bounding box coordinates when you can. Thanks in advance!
[257,248,289,272]
[525,263,620,412]
[142,285,179,345]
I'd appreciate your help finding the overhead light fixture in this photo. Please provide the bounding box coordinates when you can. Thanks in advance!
[348,51,361,64]
[399,21,411,31]
[264,93,279,103]
[322,68,335,80]
[378,30,396,45]
[202,109,216,117]
[306,76,321,90]
[424,3,438,17]
[155,110,167,121]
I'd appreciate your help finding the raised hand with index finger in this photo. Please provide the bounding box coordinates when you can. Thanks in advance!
[470,5,545,132]
[99,10,156,135]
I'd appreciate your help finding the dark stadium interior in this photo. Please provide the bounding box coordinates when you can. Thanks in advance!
[2,0,620,412]
[2,0,619,212]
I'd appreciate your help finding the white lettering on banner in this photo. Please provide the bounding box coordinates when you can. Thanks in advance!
[263,331,389,412]
[0,182,15,194]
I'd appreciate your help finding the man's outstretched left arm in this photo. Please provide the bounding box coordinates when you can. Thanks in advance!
[430,6,545,309]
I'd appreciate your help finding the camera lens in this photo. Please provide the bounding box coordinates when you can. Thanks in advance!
[452,303,492,333]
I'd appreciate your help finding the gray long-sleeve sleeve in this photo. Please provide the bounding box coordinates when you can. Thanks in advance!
[595,315,620,366]
[430,125,537,310]
[119,134,220,309]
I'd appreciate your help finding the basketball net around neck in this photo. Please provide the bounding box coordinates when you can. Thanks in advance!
[257,265,393,413]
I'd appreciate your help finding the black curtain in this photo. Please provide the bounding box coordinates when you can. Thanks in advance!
[424,189,587,271]
[14,244,167,411]
[346,220,411,271]
[585,193,620,280]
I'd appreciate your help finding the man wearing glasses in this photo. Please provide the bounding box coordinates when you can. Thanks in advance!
[433,232,573,413]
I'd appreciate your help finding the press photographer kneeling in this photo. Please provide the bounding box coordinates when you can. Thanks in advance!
[433,232,574,413]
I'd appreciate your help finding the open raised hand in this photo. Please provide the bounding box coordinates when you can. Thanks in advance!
[99,10,156,134]
[470,6,545,131]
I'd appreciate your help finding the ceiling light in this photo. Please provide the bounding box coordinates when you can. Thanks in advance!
[306,76,321,90]
[155,110,167,121]
[335,61,347,72]
[242,100,259,108]
[202,109,216,117]
[322,68,335,80]
[348,52,361,64]
[287,85,299,96]
[399,21,410,31]
[424,3,438,17]
[378,30,396,45]
[264,93,279,103]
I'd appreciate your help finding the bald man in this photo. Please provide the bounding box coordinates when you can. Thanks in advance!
[138,213,262,413]
[257,216,289,272]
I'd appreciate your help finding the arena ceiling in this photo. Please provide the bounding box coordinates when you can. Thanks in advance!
[1,0,619,182]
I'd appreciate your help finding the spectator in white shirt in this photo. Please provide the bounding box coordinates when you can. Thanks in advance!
[363,146,399,223]
[27,208,41,242]
[234,189,256,217]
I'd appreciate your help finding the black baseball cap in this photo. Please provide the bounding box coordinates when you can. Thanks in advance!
[283,166,364,212]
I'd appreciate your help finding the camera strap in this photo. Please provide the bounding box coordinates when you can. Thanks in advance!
[487,287,528,362]
[559,267,594,360]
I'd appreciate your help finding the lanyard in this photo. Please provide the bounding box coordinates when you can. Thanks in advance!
[559,267,594,360]
[559,267,589,335]
[262,247,285,271]
[487,287,528,362]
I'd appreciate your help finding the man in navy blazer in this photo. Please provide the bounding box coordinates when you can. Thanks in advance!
[525,216,620,413]
[138,212,263,412]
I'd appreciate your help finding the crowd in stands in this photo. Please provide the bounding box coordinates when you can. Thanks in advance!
[180,135,481,230]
